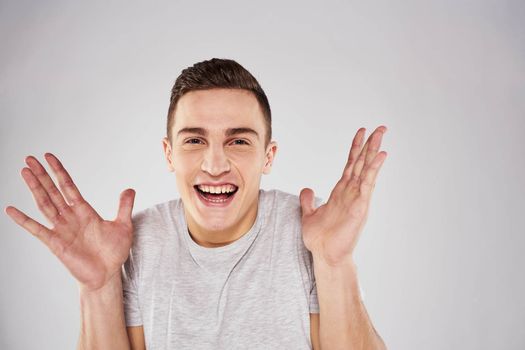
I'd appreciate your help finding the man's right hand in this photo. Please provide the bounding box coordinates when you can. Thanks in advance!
[5,153,136,292]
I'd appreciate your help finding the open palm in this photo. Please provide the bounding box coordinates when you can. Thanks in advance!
[300,126,387,266]
[5,153,136,291]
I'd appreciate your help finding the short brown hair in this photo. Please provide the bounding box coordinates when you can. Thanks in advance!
[166,58,272,146]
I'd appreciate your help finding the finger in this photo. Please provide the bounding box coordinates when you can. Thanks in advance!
[351,139,369,181]
[351,126,386,180]
[25,156,70,214]
[342,128,366,180]
[299,188,315,217]
[4,205,54,245]
[360,151,388,198]
[363,126,387,170]
[44,153,85,207]
[117,189,136,223]
[20,167,62,225]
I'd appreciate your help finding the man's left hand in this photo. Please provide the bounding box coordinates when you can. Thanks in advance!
[300,125,388,266]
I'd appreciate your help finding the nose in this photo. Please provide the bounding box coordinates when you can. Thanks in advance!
[201,144,231,176]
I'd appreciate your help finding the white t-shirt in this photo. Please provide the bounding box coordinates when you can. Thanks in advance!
[121,189,321,349]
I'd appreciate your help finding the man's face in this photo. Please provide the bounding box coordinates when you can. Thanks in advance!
[163,88,277,238]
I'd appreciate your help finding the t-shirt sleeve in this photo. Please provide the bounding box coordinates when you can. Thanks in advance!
[306,196,325,314]
[308,254,320,314]
[303,197,323,314]
[298,244,319,313]
[121,211,148,327]
[121,248,143,326]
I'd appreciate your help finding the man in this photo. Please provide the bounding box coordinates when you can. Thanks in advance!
[5,58,388,349]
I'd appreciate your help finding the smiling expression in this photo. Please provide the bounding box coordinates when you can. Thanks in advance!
[162,88,277,246]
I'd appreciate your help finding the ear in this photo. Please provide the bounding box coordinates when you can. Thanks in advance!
[162,137,175,172]
[262,141,278,175]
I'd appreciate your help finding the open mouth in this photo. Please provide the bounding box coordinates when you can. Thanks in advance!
[194,184,239,204]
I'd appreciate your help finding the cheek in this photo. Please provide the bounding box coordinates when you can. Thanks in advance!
[228,147,265,163]
[230,155,266,180]
[172,152,201,184]
[173,150,202,167]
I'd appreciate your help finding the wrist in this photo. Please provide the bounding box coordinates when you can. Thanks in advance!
[312,252,357,270]
[312,254,359,285]
[78,273,123,300]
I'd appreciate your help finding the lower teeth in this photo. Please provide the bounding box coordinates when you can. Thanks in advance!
[205,195,228,202]
[206,198,228,203]
[198,191,234,203]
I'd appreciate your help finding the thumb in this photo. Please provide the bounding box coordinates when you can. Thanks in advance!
[299,188,315,217]
[117,188,136,223]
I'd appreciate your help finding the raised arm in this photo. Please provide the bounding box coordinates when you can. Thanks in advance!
[300,126,388,349]
[4,153,138,350]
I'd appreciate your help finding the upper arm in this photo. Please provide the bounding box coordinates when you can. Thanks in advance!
[127,326,146,350]
[310,313,321,350]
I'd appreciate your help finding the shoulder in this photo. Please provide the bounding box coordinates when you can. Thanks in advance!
[261,189,324,217]
[262,188,300,207]
[132,198,180,225]
[259,189,324,243]
[260,189,301,223]
[130,198,182,242]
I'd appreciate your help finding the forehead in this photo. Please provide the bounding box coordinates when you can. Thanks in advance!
[173,88,265,132]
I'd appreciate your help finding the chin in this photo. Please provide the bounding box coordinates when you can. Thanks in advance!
[194,220,232,235]
[208,222,231,232]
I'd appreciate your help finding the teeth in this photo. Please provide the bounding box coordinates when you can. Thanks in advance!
[197,184,236,194]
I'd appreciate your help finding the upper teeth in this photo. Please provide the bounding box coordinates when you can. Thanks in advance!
[198,184,236,194]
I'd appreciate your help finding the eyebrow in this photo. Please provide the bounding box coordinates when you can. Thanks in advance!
[177,127,259,139]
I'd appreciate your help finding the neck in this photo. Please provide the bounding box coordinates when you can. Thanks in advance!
[185,198,259,248]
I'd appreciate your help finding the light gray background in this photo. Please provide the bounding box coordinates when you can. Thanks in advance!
[1,1,524,349]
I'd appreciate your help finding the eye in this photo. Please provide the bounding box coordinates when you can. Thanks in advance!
[185,138,204,145]
[231,139,249,145]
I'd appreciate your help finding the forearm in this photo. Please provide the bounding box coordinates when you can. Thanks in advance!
[77,274,131,350]
[313,257,386,350]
